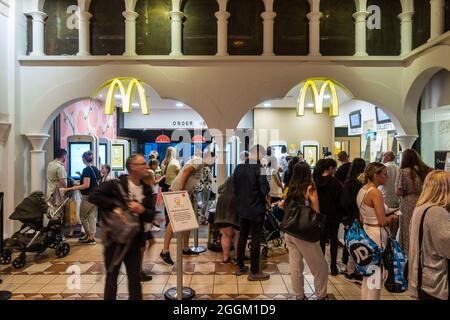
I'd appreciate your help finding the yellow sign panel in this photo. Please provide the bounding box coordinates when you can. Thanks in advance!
[297,78,339,117]
[93,77,149,115]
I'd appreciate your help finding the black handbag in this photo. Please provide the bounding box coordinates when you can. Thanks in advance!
[280,200,325,242]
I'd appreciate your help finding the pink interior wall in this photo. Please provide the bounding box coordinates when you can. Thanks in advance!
[59,99,117,151]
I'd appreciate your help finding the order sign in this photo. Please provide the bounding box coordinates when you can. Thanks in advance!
[162,191,199,233]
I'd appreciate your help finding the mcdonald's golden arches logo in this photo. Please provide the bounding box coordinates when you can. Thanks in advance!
[93,77,150,115]
[297,78,339,117]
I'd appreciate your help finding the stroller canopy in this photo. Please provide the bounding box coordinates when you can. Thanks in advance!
[9,191,48,224]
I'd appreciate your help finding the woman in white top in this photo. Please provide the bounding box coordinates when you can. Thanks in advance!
[160,147,180,191]
[356,162,398,300]
[268,157,283,203]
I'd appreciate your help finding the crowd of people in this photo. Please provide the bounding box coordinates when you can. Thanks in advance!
[44,145,449,301]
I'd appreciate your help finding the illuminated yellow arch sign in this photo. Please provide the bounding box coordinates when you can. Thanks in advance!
[297,78,339,117]
[93,77,149,115]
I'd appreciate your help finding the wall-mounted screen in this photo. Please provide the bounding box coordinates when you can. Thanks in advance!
[99,143,107,166]
[375,107,391,124]
[349,110,362,129]
[69,142,91,180]
[111,144,125,171]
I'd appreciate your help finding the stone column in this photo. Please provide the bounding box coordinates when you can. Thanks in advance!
[215,11,230,56]
[169,11,184,56]
[29,11,47,56]
[76,10,92,56]
[430,0,445,39]
[25,134,50,192]
[395,134,418,151]
[399,11,413,55]
[123,11,139,56]
[307,11,322,56]
[353,11,369,56]
[261,11,276,56]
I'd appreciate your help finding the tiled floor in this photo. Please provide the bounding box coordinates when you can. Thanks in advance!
[0,237,413,300]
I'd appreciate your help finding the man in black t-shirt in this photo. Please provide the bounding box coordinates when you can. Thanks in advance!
[335,151,351,186]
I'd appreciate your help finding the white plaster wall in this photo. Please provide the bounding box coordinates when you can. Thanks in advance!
[334,100,377,128]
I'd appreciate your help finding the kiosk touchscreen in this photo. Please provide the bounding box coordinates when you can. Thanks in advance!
[110,139,130,176]
[67,135,99,180]
[98,138,111,167]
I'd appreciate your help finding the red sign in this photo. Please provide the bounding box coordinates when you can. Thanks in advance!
[155,135,171,143]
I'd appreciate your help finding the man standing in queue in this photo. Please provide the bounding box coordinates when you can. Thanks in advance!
[89,154,156,300]
[234,145,271,281]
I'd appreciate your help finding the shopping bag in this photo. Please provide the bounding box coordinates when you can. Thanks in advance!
[64,199,78,225]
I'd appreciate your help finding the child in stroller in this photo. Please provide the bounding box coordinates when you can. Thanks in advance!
[0,190,71,269]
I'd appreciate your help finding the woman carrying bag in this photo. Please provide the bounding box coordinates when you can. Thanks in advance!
[280,162,328,300]
[408,170,450,300]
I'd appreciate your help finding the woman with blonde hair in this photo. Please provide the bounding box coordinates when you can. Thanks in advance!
[408,170,450,300]
[159,146,181,265]
[356,162,398,300]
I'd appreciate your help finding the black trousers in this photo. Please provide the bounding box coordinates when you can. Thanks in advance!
[320,222,340,267]
[104,236,142,300]
[342,227,349,265]
[237,217,264,274]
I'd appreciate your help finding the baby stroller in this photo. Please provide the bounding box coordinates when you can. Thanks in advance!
[248,203,285,258]
[0,191,71,269]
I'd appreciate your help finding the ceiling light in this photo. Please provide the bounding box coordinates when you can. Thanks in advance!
[324,95,330,99]
[307,103,314,107]
[132,102,139,107]
[263,103,271,107]
[176,102,184,107]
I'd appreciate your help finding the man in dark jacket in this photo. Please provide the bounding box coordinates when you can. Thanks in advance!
[89,154,156,300]
[233,145,271,281]
[335,151,351,185]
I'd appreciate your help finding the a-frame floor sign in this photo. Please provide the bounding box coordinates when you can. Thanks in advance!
[162,191,199,300]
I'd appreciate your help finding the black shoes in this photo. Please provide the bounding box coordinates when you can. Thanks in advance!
[344,272,363,284]
[235,266,250,276]
[141,272,153,282]
[160,250,174,265]
[330,264,339,276]
[80,238,96,245]
[247,272,270,281]
[182,248,199,256]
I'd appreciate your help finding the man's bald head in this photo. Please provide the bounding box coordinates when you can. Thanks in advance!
[382,151,395,163]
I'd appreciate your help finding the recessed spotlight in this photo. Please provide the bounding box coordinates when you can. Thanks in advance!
[132,102,139,107]
[324,95,330,99]
[307,103,314,107]
[263,103,271,107]
[114,94,121,99]
[176,102,184,107]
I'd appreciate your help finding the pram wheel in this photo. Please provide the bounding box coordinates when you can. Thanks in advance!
[262,247,273,258]
[55,243,70,258]
[12,253,26,269]
[0,250,12,265]
[272,239,282,247]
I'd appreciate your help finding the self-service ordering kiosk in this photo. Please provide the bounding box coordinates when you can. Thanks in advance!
[110,139,130,177]
[67,135,99,180]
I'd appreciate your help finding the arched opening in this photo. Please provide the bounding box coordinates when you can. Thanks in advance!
[232,79,404,168]
[227,0,264,55]
[417,69,450,168]
[366,0,401,56]
[89,0,125,55]
[273,0,309,55]
[320,0,355,56]
[43,0,78,55]
[182,0,217,55]
[135,0,171,55]
[413,0,430,49]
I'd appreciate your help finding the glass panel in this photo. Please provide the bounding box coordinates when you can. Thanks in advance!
[366,0,401,55]
[90,0,125,55]
[44,0,79,55]
[136,0,171,55]
[182,0,217,55]
[413,0,430,49]
[320,0,355,56]
[274,0,309,55]
[228,0,264,55]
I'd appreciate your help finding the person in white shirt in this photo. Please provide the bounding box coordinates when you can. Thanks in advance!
[380,151,400,237]
[46,148,67,200]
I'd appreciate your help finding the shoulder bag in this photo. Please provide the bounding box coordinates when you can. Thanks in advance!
[280,198,325,243]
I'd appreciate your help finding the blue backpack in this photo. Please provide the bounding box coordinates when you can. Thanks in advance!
[345,219,384,277]
[382,236,408,293]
